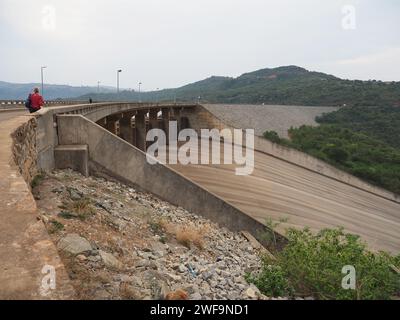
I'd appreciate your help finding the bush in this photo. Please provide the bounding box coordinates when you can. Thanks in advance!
[246,261,294,297]
[263,131,282,144]
[264,123,400,195]
[247,227,399,300]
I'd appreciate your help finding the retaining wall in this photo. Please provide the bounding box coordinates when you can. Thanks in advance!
[56,114,286,249]
[0,115,74,299]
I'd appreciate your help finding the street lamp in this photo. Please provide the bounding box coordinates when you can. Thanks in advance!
[117,69,122,94]
[156,88,159,103]
[41,66,47,97]
[97,81,101,93]
[138,82,142,102]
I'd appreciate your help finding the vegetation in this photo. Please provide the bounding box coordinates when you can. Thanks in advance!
[48,220,65,234]
[317,105,400,149]
[247,227,400,300]
[76,66,400,106]
[263,108,400,195]
[31,172,46,189]
[59,198,96,221]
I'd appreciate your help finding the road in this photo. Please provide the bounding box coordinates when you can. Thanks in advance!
[0,110,26,122]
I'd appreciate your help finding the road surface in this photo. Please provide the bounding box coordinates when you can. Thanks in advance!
[0,110,26,122]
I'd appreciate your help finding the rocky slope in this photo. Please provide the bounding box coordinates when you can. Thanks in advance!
[34,170,273,300]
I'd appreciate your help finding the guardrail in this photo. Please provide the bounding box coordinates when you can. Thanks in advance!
[0,100,88,109]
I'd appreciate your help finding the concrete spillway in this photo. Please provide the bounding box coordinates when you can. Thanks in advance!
[159,104,400,254]
[168,148,400,253]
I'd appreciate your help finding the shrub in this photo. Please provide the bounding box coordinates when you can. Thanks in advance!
[31,172,46,189]
[263,131,282,144]
[175,226,205,250]
[246,261,294,297]
[248,227,399,300]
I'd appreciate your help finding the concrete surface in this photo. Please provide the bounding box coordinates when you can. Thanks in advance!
[0,115,74,299]
[54,145,89,177]
[203,104,340,138]
[0,110,27,122]
[169,140,400,253]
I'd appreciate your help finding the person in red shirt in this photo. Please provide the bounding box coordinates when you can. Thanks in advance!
[29,88,44,113]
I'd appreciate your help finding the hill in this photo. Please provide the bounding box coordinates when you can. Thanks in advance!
[77,66,400,106]
[0,81,114,100]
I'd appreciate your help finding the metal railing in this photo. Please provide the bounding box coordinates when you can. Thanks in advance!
[0,100,89,110]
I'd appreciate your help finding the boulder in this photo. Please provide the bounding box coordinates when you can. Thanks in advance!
[99,250,124,270]
[58,234,92,255]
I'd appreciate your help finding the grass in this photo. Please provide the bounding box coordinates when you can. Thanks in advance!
[148,218,208,250]
[31,172,46,189]
[175,226,205,250]
[48,220,64,234]
[59,198,96,221]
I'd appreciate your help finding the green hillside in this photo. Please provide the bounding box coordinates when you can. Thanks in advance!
[77,66,400,107]
[264,106,400,195]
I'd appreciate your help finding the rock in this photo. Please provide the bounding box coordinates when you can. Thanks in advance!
[87,255,101,262]
[244,287,258,299]
[68,187,83,201]
[183,284,199,295]
[99,250,124,270]
[76,254,87,262]
[202,270,214,281]
[135,259,150,268]
[119,283,144,300]
[58,234,92,255]
[166,273,183,282]
[178,264,187,273]
[244,285,261,300]
[165,289,189,300]
[190,292,202,300]
[94,289,112,300]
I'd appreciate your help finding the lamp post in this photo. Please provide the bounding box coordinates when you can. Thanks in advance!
[156,88,159,103]
[97,81,101,93]
[138,82,142,102]
[41,66,47,97]
[117,69,122,94]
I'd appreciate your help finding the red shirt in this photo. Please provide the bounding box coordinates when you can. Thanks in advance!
[30,93,44,110]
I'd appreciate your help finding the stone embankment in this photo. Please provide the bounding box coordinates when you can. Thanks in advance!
[35,169,283,300]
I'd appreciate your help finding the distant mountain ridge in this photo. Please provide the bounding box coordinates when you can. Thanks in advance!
[0,81,115,100]
[76,66,400,107]
[2,66,400,106]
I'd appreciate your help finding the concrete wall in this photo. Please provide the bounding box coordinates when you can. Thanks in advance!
[193,105,400,204]
[57,114,286,249]
[253,136,400,203]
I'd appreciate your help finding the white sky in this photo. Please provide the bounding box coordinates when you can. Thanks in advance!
[0,0,399,90]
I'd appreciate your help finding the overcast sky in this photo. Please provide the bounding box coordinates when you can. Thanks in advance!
[1,0,399,90]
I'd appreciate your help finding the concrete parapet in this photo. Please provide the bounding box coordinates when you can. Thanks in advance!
[54,145,89,177]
